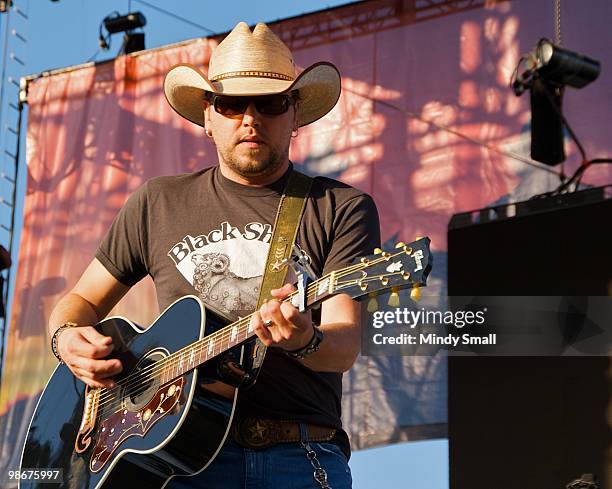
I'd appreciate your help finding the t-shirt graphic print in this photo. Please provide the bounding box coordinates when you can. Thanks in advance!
[166,221,271,318]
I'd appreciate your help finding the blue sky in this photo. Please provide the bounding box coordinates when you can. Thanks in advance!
[0,1,448,486]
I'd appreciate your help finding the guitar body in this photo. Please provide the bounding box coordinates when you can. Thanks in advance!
[19,238,433,489]
[20,296,238,489]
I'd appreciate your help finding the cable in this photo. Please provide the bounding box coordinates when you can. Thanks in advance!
[98,11,120,51]
[364,90,559,176]
[131,0,215,35]
[574,158,612,190]
[85,49,100,63]
[532,156,612,199]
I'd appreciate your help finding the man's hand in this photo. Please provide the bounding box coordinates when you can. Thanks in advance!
[250,283,314,352]
[56,326,123,389]
[48,258,131,388]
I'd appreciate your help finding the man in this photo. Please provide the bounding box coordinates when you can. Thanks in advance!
[49,22,379,488]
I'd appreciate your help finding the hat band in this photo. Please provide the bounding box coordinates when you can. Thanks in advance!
[209,70,294,82]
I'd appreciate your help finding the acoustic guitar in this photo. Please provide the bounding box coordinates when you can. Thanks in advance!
[19,238,432,488]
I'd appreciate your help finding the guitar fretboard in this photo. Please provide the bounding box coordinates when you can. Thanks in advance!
[158,272,337,383]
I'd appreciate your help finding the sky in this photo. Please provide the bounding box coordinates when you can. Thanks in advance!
[0,1,448,487]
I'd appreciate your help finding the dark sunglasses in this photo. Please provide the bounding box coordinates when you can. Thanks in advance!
[206,93,297,117]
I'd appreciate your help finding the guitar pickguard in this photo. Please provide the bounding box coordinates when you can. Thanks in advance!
[89,377,185,473]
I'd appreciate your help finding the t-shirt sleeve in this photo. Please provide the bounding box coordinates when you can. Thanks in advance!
[95,182,150,286]
[322,193,381,275]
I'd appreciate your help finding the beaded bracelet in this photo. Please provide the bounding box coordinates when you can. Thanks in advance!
[51,322,77,363]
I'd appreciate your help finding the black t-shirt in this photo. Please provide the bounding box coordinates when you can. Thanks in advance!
[95,164,380,456]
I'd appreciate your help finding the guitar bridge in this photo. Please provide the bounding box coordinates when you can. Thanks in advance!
[75,385,101,454]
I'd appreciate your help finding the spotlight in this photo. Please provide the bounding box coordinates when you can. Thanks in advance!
[104,12,146,34]
[536,39,600,89]
[511,40,601,166]
[513,39,600,95]
[99,11,147,55]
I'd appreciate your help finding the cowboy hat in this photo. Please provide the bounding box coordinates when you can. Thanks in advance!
[164,22,341,128]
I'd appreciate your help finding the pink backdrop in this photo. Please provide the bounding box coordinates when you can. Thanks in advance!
[1,0,611,474]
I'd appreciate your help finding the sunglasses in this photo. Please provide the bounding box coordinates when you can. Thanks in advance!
[206,93,297,117]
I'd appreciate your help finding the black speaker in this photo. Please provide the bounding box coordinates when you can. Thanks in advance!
[447,186,611,489]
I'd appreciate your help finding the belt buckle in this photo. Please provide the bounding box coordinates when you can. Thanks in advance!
[237,418,278,449]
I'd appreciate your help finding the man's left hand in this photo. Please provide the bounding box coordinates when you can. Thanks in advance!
[250,283,314,351]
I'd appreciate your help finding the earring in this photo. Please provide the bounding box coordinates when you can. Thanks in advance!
[205,128,213,138]
[291,127,298,138]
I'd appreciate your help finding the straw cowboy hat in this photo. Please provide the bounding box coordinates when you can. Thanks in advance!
[164,22,341,128]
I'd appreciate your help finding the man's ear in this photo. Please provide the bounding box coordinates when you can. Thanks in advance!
[204,103,212,125]
[292,103,299,131]
[203,104,213,133]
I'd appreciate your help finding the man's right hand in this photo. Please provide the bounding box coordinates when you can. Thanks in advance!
[56,326,123,389]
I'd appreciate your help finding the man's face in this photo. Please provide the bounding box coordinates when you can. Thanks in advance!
[205,94,297,180]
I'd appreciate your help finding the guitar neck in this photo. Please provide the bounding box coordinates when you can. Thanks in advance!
[158,272,339,383]
[156,239,431,384]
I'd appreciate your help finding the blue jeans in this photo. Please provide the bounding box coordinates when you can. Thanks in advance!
[168,435,352,488]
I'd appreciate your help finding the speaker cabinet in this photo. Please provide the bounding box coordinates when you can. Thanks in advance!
[447,186,611,489]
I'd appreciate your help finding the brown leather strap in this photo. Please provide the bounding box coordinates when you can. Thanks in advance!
[231,417,336,450]
[244,170,313,387]
[257,170,313,304]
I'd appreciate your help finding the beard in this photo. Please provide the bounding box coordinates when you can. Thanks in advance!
[218,139,289,179]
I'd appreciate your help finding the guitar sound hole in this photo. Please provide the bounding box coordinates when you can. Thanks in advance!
[122,350,165,411]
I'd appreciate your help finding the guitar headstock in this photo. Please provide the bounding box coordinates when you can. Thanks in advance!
[331,237,432,302]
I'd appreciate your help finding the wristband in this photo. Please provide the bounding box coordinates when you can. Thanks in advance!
[51,322,78,363]
[285,325,323,360]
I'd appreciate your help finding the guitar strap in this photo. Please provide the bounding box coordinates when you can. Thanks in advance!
[241,169,313,388]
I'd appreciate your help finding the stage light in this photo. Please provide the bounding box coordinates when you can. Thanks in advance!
[535,39,600,89]
[512,39,600,95]
[99,11,147,55]
[104,12,146,34]
[511,39,601,166]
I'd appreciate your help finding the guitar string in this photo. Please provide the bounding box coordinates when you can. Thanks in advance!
[92,264,349,398]
[92,276,349,415]
[93,256,378,403]
[93,253,417,413]
[93,250,417,412]
[93,270,343,409]
[94,275,411,417]
[95,253,411,404]
[92,267,365,412]
[94,275,420,419]
[93,252,416,413]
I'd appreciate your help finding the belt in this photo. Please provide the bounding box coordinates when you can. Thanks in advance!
[231,417,337,450]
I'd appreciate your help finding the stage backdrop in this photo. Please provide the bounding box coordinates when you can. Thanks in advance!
[1,0,611,475]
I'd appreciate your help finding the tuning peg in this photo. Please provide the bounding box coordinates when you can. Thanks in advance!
[367,292,379,312]
[410,285,421,301]
[388,287,400,307]
[373,248,383,255]
[360,257,369,265]
[394,242,406,249]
